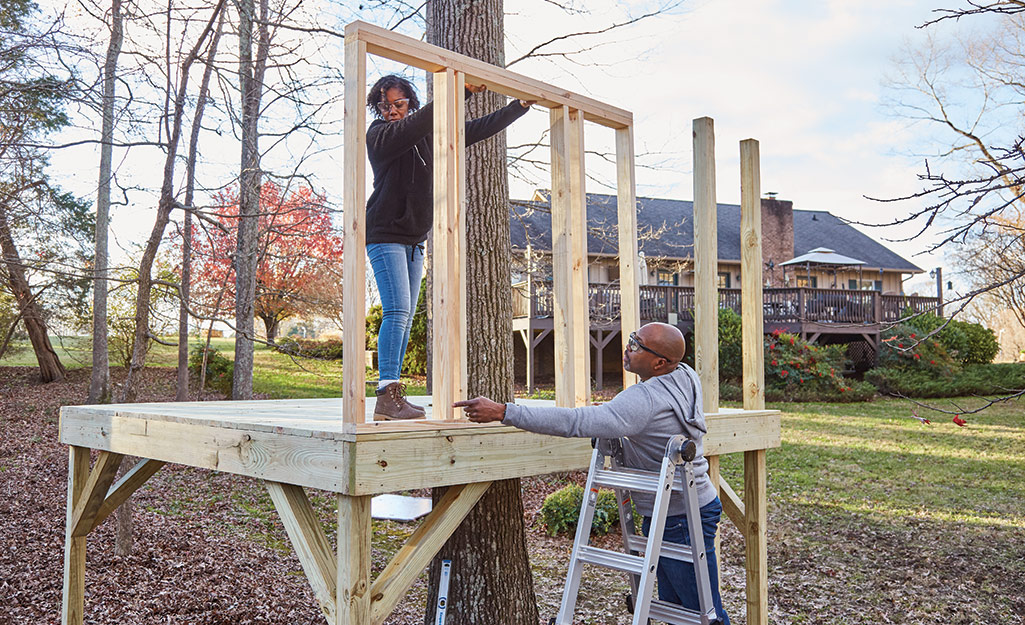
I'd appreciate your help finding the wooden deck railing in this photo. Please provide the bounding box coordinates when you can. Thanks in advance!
[512,281,941,325]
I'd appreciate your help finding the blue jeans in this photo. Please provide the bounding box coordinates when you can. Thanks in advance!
[642,497,731,625]
[367,243,424,382]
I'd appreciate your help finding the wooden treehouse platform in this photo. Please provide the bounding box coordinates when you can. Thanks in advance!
[61,20,781,625]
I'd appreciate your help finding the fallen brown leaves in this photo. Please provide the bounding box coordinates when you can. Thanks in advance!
[1,367,1023,624]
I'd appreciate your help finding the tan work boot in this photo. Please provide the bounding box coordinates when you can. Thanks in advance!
[373,382,424,421]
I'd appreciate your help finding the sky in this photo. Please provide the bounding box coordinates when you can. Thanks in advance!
[42,0,982,294]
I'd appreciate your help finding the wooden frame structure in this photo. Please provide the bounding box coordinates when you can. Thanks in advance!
[59,21,780,625]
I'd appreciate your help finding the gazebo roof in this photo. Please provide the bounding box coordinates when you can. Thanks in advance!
[780,247,865,267]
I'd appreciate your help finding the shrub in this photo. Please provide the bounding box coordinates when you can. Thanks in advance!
[541,484,624,536]
[403,278,428,376]
[867,363,1025,398]
[274,337,344,360]
[904,313,999,365]
[365,304,383,350]
[718,308,743,382]
[188,346,234,393]
[764,330,869,402]
[877,323,958,375]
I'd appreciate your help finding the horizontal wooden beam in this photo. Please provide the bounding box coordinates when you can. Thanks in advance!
[345,21,631,129]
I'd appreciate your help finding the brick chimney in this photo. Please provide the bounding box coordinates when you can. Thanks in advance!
[760,198,793,287]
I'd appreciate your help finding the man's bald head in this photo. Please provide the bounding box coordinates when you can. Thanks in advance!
[637,322,686,363]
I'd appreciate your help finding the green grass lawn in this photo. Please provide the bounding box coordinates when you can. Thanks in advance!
[0,336,426,398]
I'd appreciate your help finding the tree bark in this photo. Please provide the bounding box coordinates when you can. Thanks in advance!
[424,2,539,623]
[0,205,66,383]
[89,0,122,404]
[232,0,270,400]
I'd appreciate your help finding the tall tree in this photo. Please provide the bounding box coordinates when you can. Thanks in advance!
[0,0,85,383]
[424,2,539,623]
[89,0,123,404]
[232,0,270,400]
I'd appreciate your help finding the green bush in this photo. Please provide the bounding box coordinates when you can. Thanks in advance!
[541,484,624,536]
[905,313,999,365]
[765,330,870,402]
[365,304,383,350]
[718,308,743,382]
[403,278,427,376]
[275,337,344,360]
[188,345,234,393]
[877,323,958,375]
[867,363,1025,398]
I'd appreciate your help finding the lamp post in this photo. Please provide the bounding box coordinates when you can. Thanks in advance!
[929,267,944,317]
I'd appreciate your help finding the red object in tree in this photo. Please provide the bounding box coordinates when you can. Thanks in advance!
[780,370,788,378]
[953,415,968,427]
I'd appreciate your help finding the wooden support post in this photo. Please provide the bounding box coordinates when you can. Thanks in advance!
[550,106,590,407]
[62,446,90,625]
[70,451,124,537]
[616,125,639,389]
[267,482,337,623]
[342,30,367,432]
[741,139,765,411]
[693,117,718,411]
[337,494,372,625]
[744,449,768,625]
[369,481,492,625]
[431,68,467,420]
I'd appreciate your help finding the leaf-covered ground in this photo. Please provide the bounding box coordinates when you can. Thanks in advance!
[1,366,1023,624]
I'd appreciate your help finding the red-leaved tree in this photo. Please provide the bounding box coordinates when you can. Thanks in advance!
[190,183,343,341]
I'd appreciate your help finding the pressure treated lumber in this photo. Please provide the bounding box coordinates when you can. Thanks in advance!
[693,117,719,411]
[431,68,467,421]
[89,457,165,533]
[745,449,768,625]
[267,482,337,623]
[369,481,492,625]
[342,35,367,431]
[344,21,631,129]
[69,450,123,537]
[61,446,89,625]
[741,139,766,410]
[337,494,372,625]
[616,125,640,389]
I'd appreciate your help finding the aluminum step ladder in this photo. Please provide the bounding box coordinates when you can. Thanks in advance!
[551,435,720,625]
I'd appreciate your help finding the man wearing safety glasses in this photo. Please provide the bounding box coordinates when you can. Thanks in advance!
[456,322,730,624]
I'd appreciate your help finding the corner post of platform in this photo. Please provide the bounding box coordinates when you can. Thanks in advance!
[61,445,90,625]
[615,124,639,390]
[337,494,372,625]
[740,137,768,625]
[550,105,590,408]
[431,68,467,420]
[342,25,368,432]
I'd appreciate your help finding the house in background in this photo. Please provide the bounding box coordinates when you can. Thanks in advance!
[509,191,937,390]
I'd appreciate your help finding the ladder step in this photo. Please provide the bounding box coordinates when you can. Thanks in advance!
[623,535,696,563]
[576,546,647,575]
[591,468,685,493]
[648,598,715,625]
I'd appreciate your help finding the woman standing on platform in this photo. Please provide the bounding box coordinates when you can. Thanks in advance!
[364,74,532,420]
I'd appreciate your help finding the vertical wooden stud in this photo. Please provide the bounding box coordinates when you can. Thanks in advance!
[616,125,640,389]
[550,106,590,407]
[740,139,766,411]
[342,31,367,431]
[693,117,718,412]
[62,446,90,625]
[431,69,466,420]
[744,449,768,625]
[337,494,372,625]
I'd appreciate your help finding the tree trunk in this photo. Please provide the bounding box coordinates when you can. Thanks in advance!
[0,205,66,383]
[232,0,269,400]
[424,2,538,624]
[90,0,122,404]
[259,314,279,342]
[178,12,223,402]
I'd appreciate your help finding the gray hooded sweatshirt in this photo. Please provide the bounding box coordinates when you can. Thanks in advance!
[503,363,715,517]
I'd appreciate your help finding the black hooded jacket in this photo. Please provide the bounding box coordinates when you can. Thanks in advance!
[365,98,529,245]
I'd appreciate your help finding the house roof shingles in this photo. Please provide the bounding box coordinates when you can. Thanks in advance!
[509,192,922,273]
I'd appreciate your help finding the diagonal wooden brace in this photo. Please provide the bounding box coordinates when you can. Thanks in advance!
[369,481,492,625]
[719,476,748,537]
[266,482,338,624]
[70,451,124,538]
[89,458,165,533]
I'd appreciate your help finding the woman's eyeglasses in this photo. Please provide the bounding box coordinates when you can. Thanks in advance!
[627,331,672,361]
[376,98,410,113]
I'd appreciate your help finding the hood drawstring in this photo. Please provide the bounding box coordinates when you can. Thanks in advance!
[411,243,424,263]
[411,144,426,183]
